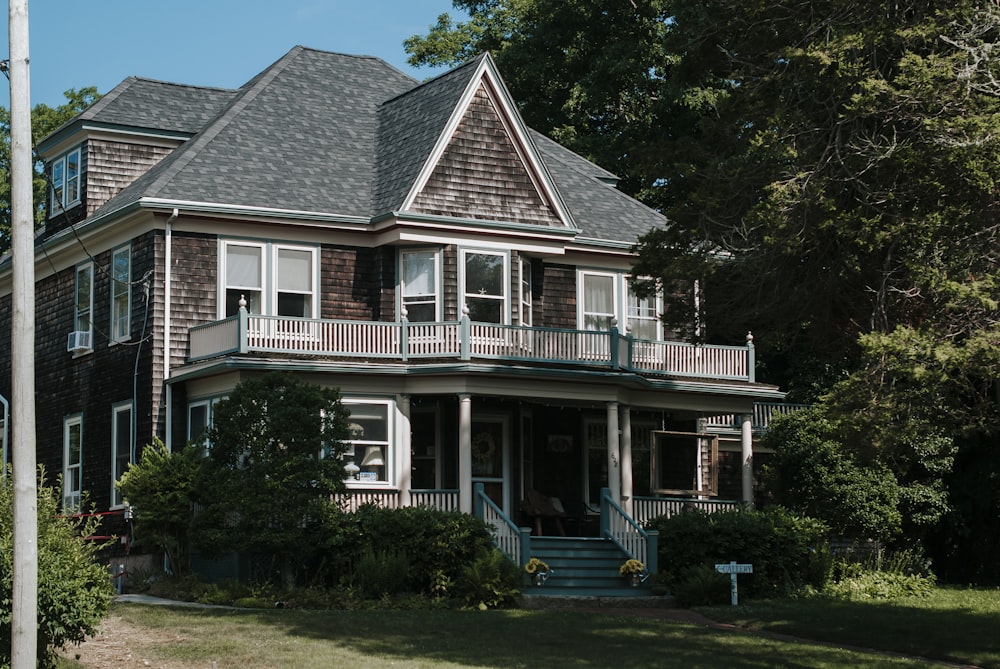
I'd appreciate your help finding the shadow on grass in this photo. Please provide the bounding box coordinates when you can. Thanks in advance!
[700,589,1000,669]
[123,605,951,668]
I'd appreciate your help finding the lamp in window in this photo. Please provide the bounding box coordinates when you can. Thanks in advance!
[348,422,365,440]
[361,446,385,468]
[344,460,361,479]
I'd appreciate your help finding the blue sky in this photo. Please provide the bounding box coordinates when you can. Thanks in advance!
[1,0,465,108]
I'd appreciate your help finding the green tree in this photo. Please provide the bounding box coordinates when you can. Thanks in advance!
[1,470,113,668]
[0,87,101,254]
[116,438,202,574]
[192,373,350,590]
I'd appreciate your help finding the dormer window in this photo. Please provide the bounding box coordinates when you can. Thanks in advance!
[50,147,81,215]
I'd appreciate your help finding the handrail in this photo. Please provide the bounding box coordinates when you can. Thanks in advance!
[473,483,530,567]
[600,487,658,575]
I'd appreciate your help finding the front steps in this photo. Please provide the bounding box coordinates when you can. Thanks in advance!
[522,536,656,598]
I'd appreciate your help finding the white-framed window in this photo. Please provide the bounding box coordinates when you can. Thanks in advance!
[220,240,318,318]
[578,270,662,339]
[343,399,392,485]
[74,262,94,351]
[188,397,225,450]
[63,414,83,511]
[399,248,440,322]
[50,147,81,214]
[519,257,532,327]
[461,249,508,324]
[110,245,131,342]
[111,402,133,508]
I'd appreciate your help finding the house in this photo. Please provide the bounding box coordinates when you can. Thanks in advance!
[0,47,784,560]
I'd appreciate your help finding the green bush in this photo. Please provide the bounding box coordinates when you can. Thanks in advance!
[671,564,731,607]
[352,548,411,599]
[453,548,522,609]
[0,472,114,668]
[648,507,830,601]
[329,505,495,594]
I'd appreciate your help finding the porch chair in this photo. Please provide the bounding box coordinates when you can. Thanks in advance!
[521,489,567,536]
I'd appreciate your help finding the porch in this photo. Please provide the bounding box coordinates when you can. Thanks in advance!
[188,311,755,383]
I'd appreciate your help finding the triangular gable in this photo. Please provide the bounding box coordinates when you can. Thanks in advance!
[402,55,574,229]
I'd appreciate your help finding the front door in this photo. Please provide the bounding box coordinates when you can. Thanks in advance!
[471,416,509,514]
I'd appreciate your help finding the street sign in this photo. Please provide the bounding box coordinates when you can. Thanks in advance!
[715,562,753,574]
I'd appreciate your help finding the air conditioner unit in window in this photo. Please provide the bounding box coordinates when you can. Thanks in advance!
[67,330,92,353]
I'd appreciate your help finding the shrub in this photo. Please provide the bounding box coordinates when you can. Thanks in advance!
[453,548,522,609]
[648,507,830,601]
[0,471,114,668]
[671,564,731,608]
[352,548,411,599]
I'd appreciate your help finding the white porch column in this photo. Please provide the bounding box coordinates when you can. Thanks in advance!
[619,405,633,516]
[606,402,621,504]
[397,394,412,508]
[459,394,473,514]
[741,413,754,508]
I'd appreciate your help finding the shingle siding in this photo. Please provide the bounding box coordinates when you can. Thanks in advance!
[87,139,175,216]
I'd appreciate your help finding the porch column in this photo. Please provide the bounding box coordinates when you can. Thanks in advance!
[459,394,473,513]
[397,394,412,508]
[741,413,754,509]
[606,402,621,505]
[619,405,633,517]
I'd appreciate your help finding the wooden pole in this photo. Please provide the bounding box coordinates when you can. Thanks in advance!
[8,0,38,666]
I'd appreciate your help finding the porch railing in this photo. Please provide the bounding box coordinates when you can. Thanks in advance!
[600,487,658,575]
[189,310,755,382]
[632,496,741,526]
[336,488,459,512]
[411,489,460,511]
[703,402,809,432]
[473,483,530,567]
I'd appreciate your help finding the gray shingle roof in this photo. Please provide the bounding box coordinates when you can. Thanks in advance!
[83,46,666,243]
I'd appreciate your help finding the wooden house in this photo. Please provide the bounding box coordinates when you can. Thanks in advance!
[0,47,784,567]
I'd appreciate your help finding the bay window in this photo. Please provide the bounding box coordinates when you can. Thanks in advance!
[578,270,662,340]
[400,249,440,321]
[462,249,507,323]
[343,400,392,484]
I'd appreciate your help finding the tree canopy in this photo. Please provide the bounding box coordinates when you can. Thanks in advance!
[0,86,101,254]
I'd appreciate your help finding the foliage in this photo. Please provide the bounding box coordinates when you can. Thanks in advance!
[762,408,902,542]
[325,504,496,594]
[453,547,522,609]
[0,87,101,254]
[191,373,350,590]
[0,470,113,668]
[523,557,549,574]
[671,564,731,608]
[826,550,936,600]
[647,508,831,600]
[352,548,411,600]
[115,438,202,574]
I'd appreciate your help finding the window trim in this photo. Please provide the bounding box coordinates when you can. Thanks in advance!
[111,401,133,509]
[74,262,94,354]
[63,413,83,511]
[272,244,319,319]
[399,247,442,322]
[342,398,395,488]
[626,276,663,341]
[219,240,320,319]
[459,248,510,324]
[519,257,532,327]
[50,146,82,215]
[578,270,620,332]
[110,245,131,343]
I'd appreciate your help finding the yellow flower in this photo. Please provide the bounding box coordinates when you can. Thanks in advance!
[525,557,549,574]
[620,559,645,576]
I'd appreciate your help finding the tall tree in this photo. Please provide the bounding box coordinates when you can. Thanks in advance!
[0,87,101,254]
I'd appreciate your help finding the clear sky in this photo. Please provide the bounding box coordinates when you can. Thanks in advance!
[1,0,464,108]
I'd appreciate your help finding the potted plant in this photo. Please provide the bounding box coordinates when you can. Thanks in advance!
[619,558,647,586]
[524,557,553,586]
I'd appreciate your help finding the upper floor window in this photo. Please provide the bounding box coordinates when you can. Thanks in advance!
[63,414,83,511]
[73,263,94,352]
[110,246,131,343]
[50,147,81,215]
[462,249,507,324]
[519,257,532,327]
[578,270,662,340]
[400,249,440,322]
[111,402,133,508]
[220,241,317,318]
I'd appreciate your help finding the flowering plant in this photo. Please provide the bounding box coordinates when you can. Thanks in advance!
[619,559,646,576]
[524,557,550,575]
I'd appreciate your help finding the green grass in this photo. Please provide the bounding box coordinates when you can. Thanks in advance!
[699,586,1000,669]
[55,599,981,669]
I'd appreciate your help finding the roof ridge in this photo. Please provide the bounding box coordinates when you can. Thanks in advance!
[379,53,484,107]
[137,46,307,199]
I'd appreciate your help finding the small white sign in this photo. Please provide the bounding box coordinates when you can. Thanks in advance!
[715,562,753,574]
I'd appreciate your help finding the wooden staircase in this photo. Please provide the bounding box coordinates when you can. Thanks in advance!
[523,536,653,598]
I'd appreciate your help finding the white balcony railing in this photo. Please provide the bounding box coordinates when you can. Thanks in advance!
[189,311,755,382]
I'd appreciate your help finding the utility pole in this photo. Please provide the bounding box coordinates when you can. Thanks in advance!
[8,0,38,666]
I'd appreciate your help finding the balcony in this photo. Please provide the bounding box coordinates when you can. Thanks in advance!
[188,312,756,382]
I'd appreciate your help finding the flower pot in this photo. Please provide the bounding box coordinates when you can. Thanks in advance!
[630,574,641,587]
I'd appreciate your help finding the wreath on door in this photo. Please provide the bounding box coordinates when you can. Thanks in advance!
[472,431,497,475]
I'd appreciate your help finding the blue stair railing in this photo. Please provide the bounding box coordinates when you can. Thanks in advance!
[600,487,658,576]
[473,482,531,568]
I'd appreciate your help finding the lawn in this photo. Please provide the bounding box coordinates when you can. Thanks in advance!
[55,591,1000,669]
